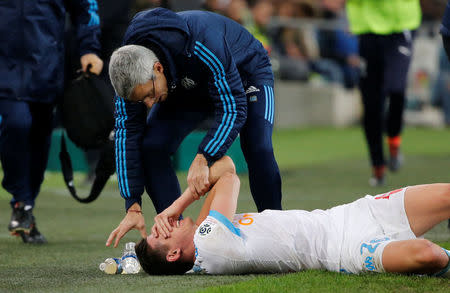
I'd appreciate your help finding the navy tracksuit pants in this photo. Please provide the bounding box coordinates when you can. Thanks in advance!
[358,32,414,167]
[0,99,54,208]
[141,84,282,213]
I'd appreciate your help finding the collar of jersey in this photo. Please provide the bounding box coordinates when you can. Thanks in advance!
[209,210,241,237]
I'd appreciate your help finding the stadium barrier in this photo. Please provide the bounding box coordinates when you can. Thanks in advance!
[274,81,362,128]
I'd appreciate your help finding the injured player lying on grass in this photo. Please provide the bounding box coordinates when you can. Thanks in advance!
[134,156,450,277]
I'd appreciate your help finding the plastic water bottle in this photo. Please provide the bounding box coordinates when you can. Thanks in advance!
[121,242,140,274]
[99,258,122,274]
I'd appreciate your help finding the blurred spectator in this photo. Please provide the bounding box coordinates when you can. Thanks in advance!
[318,0,360,89]
[245,0,274,53]
[226,0,249,24]
[203,0,229,14]
[270,1,313,80]
[431,46,450,126]
[270,1,343,83]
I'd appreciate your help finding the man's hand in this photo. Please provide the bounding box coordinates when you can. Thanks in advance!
[80,53,103,75]
[187,154,210,199]
[151,204,182,239]
[106,203,147,248]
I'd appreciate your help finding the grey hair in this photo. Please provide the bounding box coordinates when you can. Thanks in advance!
[109,45,159,99]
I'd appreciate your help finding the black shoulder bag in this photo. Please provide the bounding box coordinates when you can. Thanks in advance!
[59,68,116,203]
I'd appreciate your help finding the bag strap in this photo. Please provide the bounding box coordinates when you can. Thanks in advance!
[59,132,115,203]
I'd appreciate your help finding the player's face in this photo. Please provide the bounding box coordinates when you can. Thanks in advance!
[129,62,168,108]
[147,217,196,249]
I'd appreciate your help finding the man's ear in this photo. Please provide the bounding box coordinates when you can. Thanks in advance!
[166,248,181,262]
[154,62,164,73]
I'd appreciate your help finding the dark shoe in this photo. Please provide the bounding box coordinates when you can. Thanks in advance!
[19,223,47,244]
[388,152,404,172]
[8,202,33,233]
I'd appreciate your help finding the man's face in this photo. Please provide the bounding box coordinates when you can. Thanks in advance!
[129,62,168,109]
[147,217,196,253]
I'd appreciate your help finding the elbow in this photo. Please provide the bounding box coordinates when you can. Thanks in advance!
[221,156,236,175]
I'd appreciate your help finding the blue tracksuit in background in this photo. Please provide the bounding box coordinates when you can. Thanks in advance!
[115,8,282,212]
[0,0,101,207]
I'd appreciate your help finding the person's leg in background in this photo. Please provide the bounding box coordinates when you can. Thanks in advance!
[0,99,50,243]
[142,98,210,214]
[240,84,282,212]
[21,102,54,243]
[384,31,414,172]
[358,34,387,186]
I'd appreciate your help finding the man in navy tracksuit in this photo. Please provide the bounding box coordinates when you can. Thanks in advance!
[106,8,282,246]
[0,0,103,243]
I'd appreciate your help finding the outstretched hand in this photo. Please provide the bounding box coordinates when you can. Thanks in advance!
[106,204,147,248]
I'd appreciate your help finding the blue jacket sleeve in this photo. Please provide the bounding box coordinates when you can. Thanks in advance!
[65,0,101,56]
[114,97,147,210]
[442,1,450,37]
[193,37,247,164]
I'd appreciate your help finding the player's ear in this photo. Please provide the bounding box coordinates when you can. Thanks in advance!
[153,62,164,73]
[166,248,181,262]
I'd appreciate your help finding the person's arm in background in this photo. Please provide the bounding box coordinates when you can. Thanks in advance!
[187,36,247,200]
[151,156,237,238]
[106,97,149,248]
[65,0,103,74]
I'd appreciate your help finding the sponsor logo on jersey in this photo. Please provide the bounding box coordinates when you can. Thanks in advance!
[360,243,380,255]
[181,77,197,89]
[245,86,260,94]
[364,256,376,271]
[199,223,212,236]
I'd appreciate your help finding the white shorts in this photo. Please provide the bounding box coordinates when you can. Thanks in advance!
[335,187,417,274]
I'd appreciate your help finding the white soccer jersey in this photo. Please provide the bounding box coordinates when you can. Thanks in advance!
[192,188,416,275]
[193,208,344,274]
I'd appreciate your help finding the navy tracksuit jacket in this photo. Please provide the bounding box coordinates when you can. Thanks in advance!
[115,8,282,212]
[442,1,450,59]
[0,0,101,207]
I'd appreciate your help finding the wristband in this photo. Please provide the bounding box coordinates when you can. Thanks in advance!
[127,209,143,214]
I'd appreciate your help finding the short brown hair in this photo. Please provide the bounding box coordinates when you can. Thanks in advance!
[135,238,194,275]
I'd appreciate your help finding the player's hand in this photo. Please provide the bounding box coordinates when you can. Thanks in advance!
[151,204,182,239]
[106,203,147,248]
[80,53,103,75]
[187,154,210,199]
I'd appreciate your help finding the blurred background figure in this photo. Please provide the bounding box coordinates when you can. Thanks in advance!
[319,0,360,89]
[431,46,450,126]
[270,0,316,81]
[245,0,274,53]
[346,0,422,186]
[225,0,249,24]
[202,0,229,14]
[0,0,103,244]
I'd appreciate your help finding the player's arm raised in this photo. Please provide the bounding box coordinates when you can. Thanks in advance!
[152,156,236,238]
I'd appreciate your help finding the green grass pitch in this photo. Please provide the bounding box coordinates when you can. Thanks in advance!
[1,127,450,292]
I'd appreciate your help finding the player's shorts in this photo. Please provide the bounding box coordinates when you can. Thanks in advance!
[335,187,417,274]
